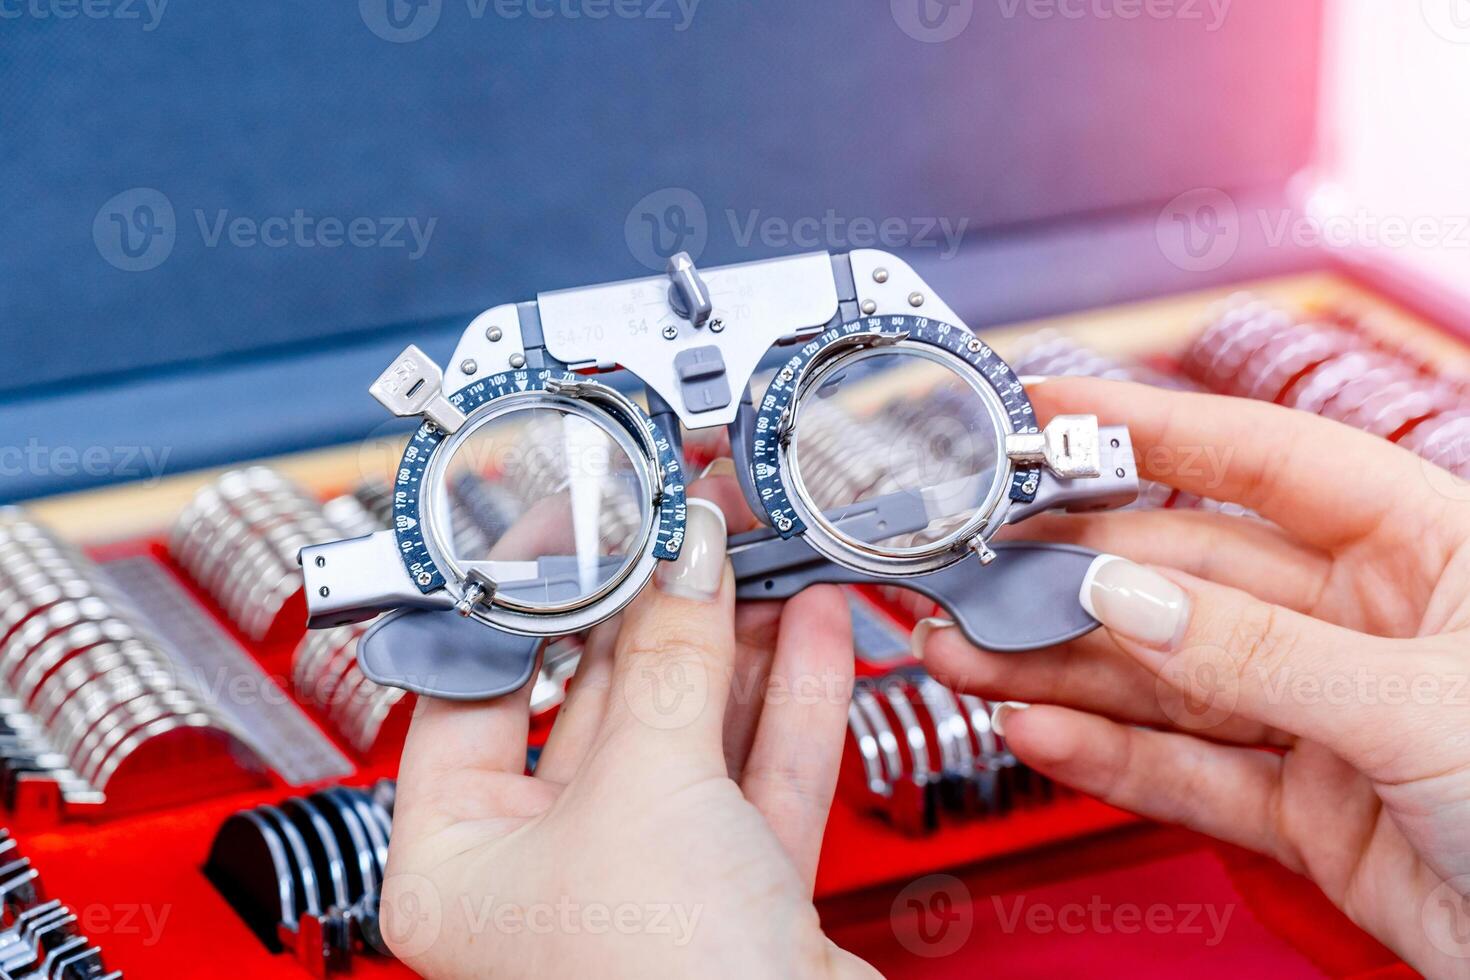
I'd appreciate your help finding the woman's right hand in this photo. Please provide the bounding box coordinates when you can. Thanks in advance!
[914,377,1470,977]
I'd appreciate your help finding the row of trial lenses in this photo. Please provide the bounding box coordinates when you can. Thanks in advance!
[204,783,395,973]
[0,510,240,802]
[169,468,345,640]
[0,828,123,979]
[848,670,1043,837]
[1183,295,1470,476]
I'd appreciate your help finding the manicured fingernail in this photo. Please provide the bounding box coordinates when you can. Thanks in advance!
[698,457,736,480]
[656,499,727,602]
[909,617,955,661]
[992,701,1030,737]
[1018,375,1052,387]
[1080,555,1190,651]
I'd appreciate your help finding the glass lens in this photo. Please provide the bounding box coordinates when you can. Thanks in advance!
[432,405,649,609]
[790,348,1001,552]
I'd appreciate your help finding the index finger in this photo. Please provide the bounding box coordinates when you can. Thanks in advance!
[1029,376,1439,549]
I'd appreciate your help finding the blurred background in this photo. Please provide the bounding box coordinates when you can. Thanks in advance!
[0,1,1466,499]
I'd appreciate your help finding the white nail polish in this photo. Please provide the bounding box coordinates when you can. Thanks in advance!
[992,701,1030,737]
[655,498,727,602]
[1080,554,1190,651]
[909,617,955,662]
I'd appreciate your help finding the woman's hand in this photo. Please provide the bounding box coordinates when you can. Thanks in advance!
[381,482,878,979]
[914,376,1470,977]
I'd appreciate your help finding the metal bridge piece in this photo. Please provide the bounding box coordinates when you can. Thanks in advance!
[1005,414,1101,479]
[368,345,467,435]
[357,609,542,701]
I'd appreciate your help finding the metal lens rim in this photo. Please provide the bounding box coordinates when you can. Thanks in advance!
[783,340,1012,577]
[419,389,660,629]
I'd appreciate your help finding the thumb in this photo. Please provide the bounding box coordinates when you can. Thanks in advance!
[600,498,736,777]
[1078,555,1405,762]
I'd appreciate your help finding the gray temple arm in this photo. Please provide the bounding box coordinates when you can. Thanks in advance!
[730,536,1102,653]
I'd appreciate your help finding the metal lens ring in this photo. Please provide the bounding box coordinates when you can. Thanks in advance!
[392,368,686,635]
[752,314,1040,578]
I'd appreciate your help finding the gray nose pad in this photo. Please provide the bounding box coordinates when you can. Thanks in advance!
[357,610,542,701]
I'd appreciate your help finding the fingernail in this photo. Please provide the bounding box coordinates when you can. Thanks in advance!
[698,457,736,480]
[1018,375,1052,387]
[1080,555,1190,651]
[992,701,1030,737]
[656,498,727,602]
[909,617,954,662]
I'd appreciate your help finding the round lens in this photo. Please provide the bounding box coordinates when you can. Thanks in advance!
[429,404,652,611]
[788,345,1003,554]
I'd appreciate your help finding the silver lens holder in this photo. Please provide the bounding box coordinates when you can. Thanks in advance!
[752,315,1039,579]
[389,370,685,637]
[299,248,1140,701]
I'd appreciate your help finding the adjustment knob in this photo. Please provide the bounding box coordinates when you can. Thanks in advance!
[666,251,713,330]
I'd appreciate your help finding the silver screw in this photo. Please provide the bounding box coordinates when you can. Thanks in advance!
[460,358,478,375]
[967,338,983,353]
[662,325,679,341]
[487,327,503,342]
[314,556,326,568]
[709,318,725,333]
[860,300,877,315]
[318,586,330,598]
[908,292,925,308]
[416,572,434,586]
[873,268,889,283]
[509,353,527,369]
